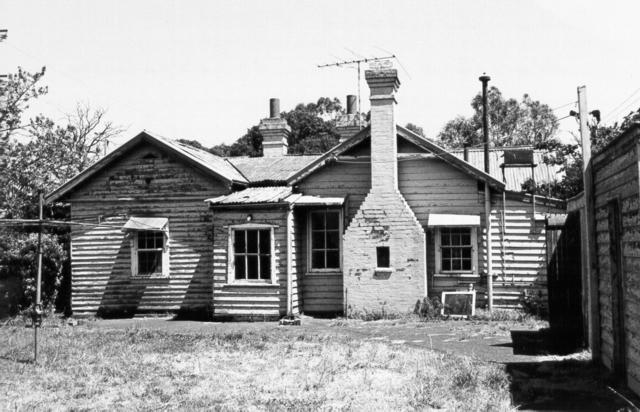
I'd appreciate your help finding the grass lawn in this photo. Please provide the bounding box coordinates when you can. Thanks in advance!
[0,320,514,411]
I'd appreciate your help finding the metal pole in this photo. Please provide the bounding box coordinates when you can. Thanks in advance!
[479,74,493,312]
[34,191,43,363]
[480,75,491,174]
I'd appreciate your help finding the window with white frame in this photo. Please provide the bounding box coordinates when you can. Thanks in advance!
[131,230,169,276]
[435,227,477,274]
[232,228,272,281]
[309,209,341,271]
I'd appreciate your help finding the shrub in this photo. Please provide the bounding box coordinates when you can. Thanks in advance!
[413,297,443,320]
[0,229,66,318]
[520,289,548,318]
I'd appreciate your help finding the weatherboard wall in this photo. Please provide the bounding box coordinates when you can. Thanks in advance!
[592,129,640,396]
[397,157,486,301]
[296,159,370,313]
[67,144,228,316]
[211,207,294,319]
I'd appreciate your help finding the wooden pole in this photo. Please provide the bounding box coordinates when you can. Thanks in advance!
[578,85,600,361]
[34,191,44,363]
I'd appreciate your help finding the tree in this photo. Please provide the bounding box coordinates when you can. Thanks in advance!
[405,122,426,137]
[1,67,123,316]
[207,97,345,157]
[437,86,558,148]
[283,98,342,154]
[0,67,47,147]
[524,108,640,199]
[1,104,123,218]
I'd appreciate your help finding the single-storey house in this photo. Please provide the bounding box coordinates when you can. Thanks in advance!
[46,68,564,319]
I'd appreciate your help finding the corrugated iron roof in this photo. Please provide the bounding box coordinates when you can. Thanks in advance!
[206,186,292,205]
[46,131,249,202]
[227,155,320,182]
[449,148,564,192]
[148,132,248,184]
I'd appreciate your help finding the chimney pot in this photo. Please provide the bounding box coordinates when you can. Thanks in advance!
[269,98,280,118]
[260,98,290,157]
[346,95,357,115]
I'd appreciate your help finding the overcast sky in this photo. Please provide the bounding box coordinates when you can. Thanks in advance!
[2,0,639,148]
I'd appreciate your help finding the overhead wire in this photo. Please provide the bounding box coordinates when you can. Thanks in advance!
[603,86,640,123]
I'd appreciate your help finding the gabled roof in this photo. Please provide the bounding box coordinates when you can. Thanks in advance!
[287,125,506,191]
[449,147,563,192]
[45,131,248,203]
[227,155,319,182]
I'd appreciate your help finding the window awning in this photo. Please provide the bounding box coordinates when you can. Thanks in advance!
[289,195,345,207]
[427,214,480,227]
[122,217,169,233]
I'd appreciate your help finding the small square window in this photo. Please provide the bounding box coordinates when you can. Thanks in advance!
[376,246,390,268]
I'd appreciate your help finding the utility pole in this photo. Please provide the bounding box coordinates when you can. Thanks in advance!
[578,85,600,360]
[0,30,7,83]
[33,191,44,363]
[479,74,494,312]
[318,54,395,128]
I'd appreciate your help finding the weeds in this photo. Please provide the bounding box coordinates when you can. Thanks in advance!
[0,324,515,411]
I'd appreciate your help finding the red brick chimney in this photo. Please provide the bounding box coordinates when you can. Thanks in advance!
[259,98,290,157]
[335,94,361,143]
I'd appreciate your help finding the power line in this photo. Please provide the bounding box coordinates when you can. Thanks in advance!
[603,86,640,122]
[552,101,577,111]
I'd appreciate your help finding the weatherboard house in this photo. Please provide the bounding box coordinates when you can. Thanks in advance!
[46,69,564,319]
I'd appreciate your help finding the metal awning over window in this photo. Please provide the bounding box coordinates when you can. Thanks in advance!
[122,217,169,234]
[290,195,344,207]
[427,214,480,227]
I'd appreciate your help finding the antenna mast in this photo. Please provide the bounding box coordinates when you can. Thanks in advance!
[318,54,395,128]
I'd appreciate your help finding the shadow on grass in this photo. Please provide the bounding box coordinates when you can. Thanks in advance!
[509,328,583,356]
[506,359,636,411]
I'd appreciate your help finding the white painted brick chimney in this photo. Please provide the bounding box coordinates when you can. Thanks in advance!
[342,67,427,314]
[367,69,400,190]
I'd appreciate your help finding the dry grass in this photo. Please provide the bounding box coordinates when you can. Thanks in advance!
[0,323,514,411]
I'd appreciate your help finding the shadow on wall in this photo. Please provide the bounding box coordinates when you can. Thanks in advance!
[95,234,213,320]
[177,250,213,320]
[96,239,160,318]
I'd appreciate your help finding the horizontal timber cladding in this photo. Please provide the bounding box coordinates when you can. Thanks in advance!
[293,209,344,314]
[211,208,292,319]
[398,158,487,302]
[592,129,640,395]
[296,159,371,227]
[68,143,229,317]
[488,196,563,309]
[398,157,564,309]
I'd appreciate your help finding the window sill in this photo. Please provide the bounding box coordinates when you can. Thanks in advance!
[131,274,170,280]
[223,282,279,288]
[306,270,342,276]
[434,272,478,278]
[374,267,394,274]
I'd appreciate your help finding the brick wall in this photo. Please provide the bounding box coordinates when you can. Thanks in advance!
[343,190,426,313]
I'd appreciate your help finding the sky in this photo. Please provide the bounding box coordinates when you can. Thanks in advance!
[2,0,640,148]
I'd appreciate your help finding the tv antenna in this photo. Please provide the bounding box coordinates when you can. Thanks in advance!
[318,54,395,128]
